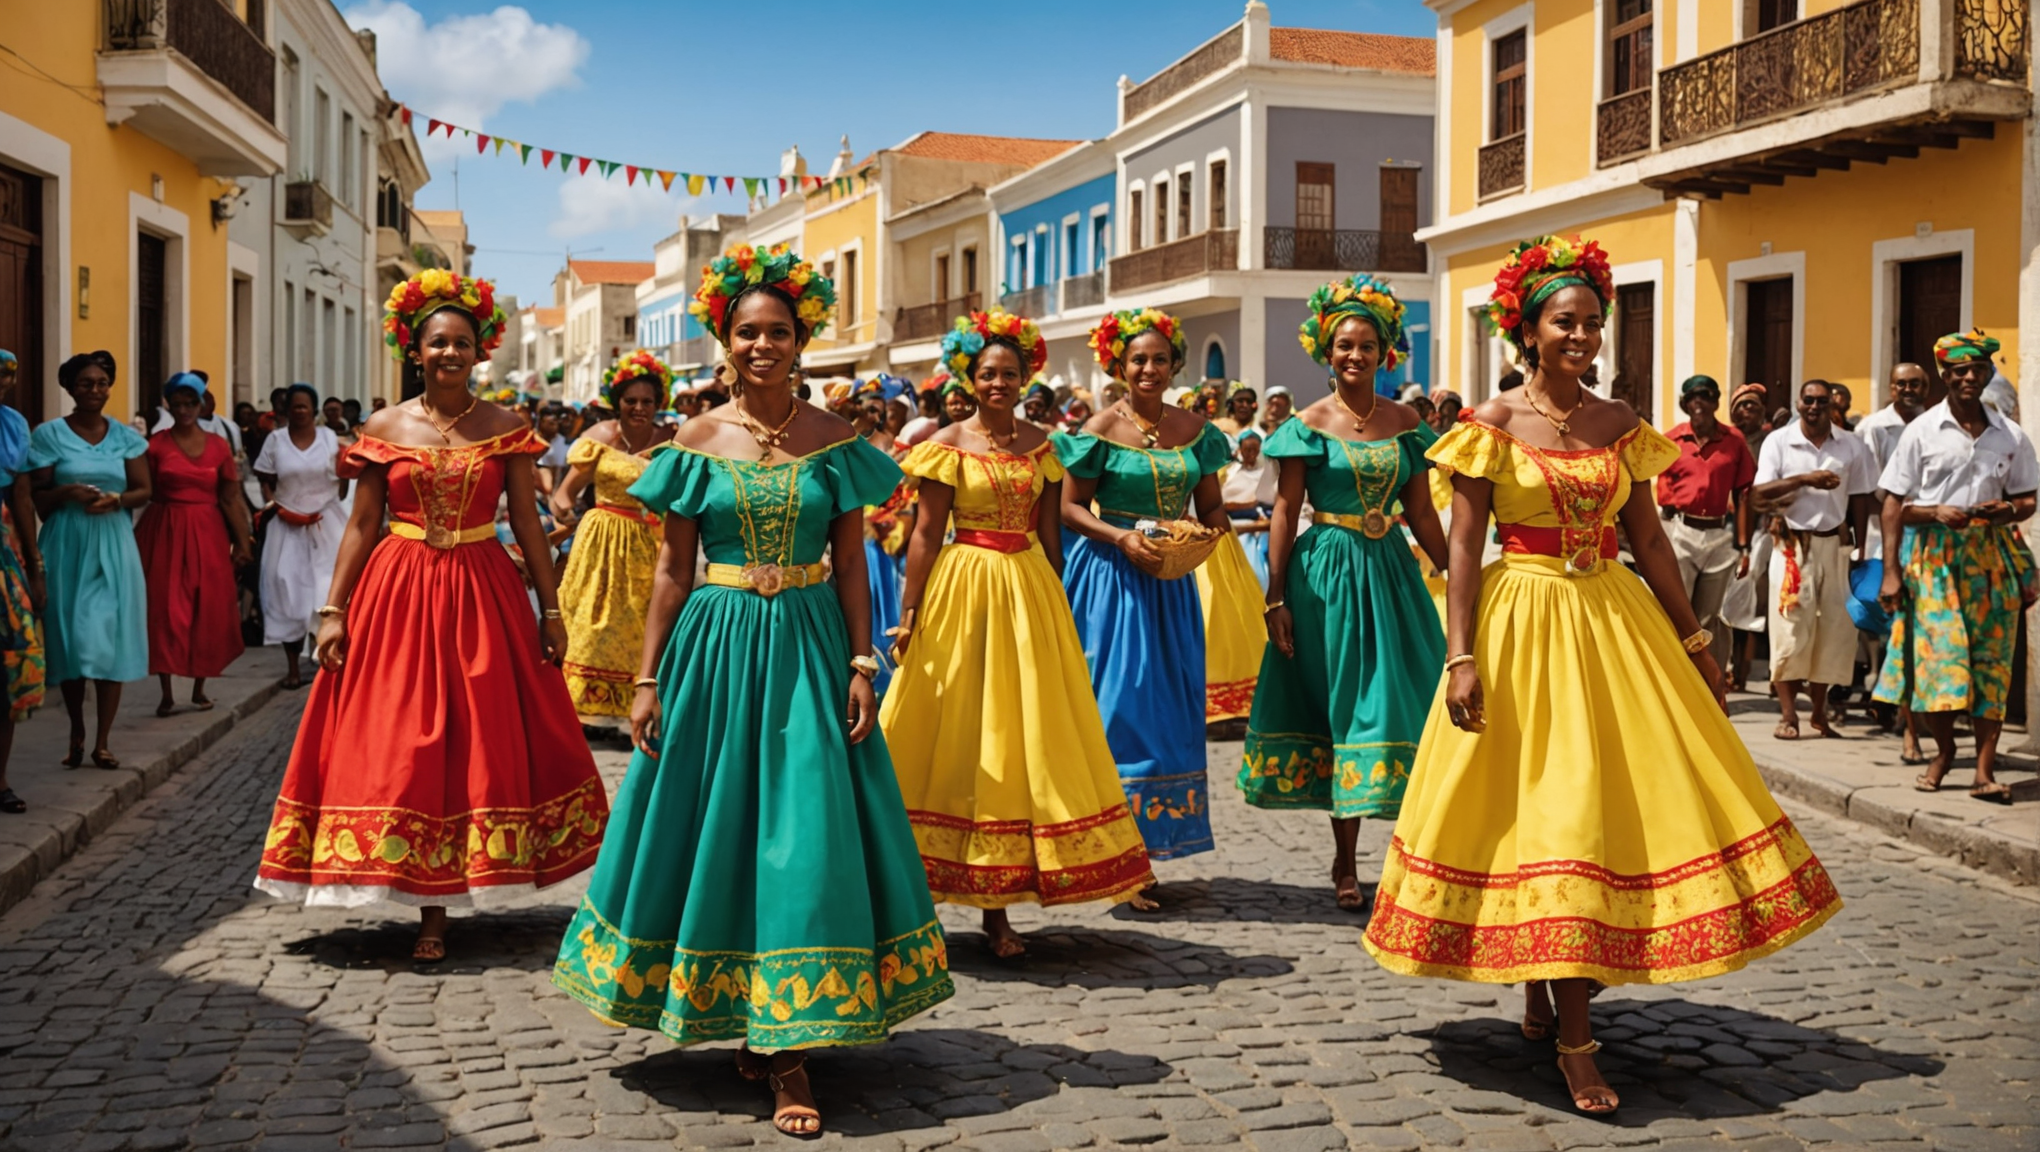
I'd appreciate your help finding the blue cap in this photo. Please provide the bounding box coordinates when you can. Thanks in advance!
[164,371,207,399]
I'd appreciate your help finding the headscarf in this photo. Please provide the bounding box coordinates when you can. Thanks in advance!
[939,376,973,401]
[1023,380,1055,406]
[1731,382,1768,409]
[1934,328,2001,365]
[1486,235,1615,343]
[1299,274,1409,371]
[0,349,23,486]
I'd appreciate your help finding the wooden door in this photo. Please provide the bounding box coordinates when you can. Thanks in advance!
[1744,278,1793,403]
[0,163,42,425]
[1295,162,1335,269]
[137,231,167,416]
[1615,282,1656,418]
[1897,255,1961,379]
[1379,166,1420,270]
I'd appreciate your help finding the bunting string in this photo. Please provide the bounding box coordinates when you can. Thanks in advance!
[392,104,876,201]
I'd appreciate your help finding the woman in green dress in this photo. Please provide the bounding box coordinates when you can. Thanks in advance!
[551,245,952,1139]
[1239,275,1448,910]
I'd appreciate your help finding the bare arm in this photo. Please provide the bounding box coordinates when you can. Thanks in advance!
[1038,480,1064,575]
[1402,471,1449,573]
[831,507,879,745]
[311,465,390,671]
[1441,473,1493,731]
[629,513,700,757]
[1190,472,1229,532]
[893,479,954,658]
[255,471,278,506]
[115,455,152,513]
[1060,471,1161,574]
[217,463,253,564]
[549,458,595,523]
[504,456,567,665]
[1262,458,1306,659]
[1618,481,1725,709]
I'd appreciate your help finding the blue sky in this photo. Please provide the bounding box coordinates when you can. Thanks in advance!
[347,1,1435,307]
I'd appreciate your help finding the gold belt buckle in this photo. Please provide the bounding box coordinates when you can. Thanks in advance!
[1566,543,1602,576]
[425,524,457,550]
[744,563,785,597]
[1362,510,1390,540]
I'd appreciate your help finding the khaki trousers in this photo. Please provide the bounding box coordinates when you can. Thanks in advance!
[1768,532,1855,686]
[1665,515,1737,667]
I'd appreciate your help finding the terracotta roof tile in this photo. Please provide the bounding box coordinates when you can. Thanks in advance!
[1269,28,1435,75]
[889,132,1082,168]
[569,259,655,286]
[531,307,565,328]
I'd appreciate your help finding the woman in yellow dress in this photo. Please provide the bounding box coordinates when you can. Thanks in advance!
[882,309,1155,961]
[1194,490,1268,728]
[549,349,676,722]
[1363,236,1841,1116]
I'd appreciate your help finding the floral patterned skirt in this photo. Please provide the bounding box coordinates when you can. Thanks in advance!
[0,506,44,722]
[1873,524,2033,720]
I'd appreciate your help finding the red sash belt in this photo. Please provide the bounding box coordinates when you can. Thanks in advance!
[953,528,1032,553]
[595,503,661,526]
[1497,523,1617,560]
[273,506,324,527]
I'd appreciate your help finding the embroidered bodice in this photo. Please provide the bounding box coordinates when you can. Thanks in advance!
[1052,423,1231,522]
[900,440,1065,534]
[145,431,236,505]
[340,428,547,534]
[1427,419,1681,534]
[628,437,902,569]
[568,437,657,511]
[1262,420,1437,519]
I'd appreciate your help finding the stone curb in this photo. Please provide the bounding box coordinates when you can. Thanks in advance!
[0,676,284,919]
[1749,749,2040,886]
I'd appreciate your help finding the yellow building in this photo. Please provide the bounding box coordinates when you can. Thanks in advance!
[0,0,284,422]
[1421,0,2031,424]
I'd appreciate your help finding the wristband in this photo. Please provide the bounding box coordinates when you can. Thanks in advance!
[315,604,346,618]
[1681,627,1714,654]
[1444,654,1476,672]
[633,677,659,690]
[1262,600,1285,613]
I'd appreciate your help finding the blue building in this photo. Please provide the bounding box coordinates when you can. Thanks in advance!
[987,140,1116,388]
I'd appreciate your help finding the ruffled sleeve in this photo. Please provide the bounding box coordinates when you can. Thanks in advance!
[627,444,717,520]
[23,421,61,472]
[566,436,606,470]
[824,437,906,515]
[1191,422,1233,478]
[899,441,965,489]
[1426,420,1509,480]
[335,435,414,479]
[1035,442,1066,484]
[493,427,548,458]
[1400,420,1440,478]
[110,422,149,460]
[1618,422,1683,482]
[1050,431,1107,479]
[1260,418,1324,462]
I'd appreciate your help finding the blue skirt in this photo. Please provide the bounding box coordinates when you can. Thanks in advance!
[1063,533,1212,860]
[866,537,904,697]
[1232,507,1270,591]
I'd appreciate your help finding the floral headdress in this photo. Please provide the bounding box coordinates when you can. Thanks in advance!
[602,349,675,407]
[382,269,505,362]
[920,370,951,395]
[940,310,1048,385]
[1300,275,1410,371]
[1088,308,1185,379]
[688,243,835,345]
[1934,328,2001,365]
[1485,235,1614,343]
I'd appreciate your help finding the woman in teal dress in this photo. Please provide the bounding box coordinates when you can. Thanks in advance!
[1053,308,1234,865]
[30,351,150,771]
[552,244,951,1139]
[1239,276,1448,910]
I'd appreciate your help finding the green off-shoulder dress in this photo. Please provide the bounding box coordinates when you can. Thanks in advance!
[1239,420,1443,818]
[552,437,954,1051]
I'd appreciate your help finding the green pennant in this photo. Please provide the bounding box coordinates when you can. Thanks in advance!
[558,152,574,171]
[743,177,759,199]
[597,160,619,178]
[518,143,533,164]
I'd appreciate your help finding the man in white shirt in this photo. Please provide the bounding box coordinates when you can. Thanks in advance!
[1751,379,1879,739]
[1873,329,2038,802]
[1849,362,1932,752]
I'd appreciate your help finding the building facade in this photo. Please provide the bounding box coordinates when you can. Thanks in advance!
[638,213,746,379]
[988,143,1118,390]
[558,259,653,402]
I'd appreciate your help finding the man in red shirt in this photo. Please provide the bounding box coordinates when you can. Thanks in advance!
[1656,375,1757,669]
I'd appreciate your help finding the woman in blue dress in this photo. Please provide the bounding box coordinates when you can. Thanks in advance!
[29,352,150,770]
[1053,308,1233,868]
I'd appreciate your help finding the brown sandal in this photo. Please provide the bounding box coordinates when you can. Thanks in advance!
[412,935,446,963]
[734,1045,769,1082]
[1521,981,1555,1041]
[767,1054,821,1138]
[1555,1038,1618,1114]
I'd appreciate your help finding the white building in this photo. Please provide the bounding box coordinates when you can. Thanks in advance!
[639,213,746,378]
[558,259,653,402]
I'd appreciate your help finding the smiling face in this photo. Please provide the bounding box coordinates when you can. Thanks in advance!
[726,290,802,390]
[67,363,112,416]
[166,387,201,426]
[1121,331,1178,400]
[1797,381,1834,436]
[943,388,976,422]
[1329,316,1382,390]
[1942,359,1990,404]
[414,309,479,391]
[972,343,1025,415]
[1525,285,1605,378]
[615,378,660,426]
[1890,364,1929,415]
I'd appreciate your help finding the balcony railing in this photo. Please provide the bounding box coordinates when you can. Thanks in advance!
[1596,88,1654,165]
[999,283,1052,320]
[1958,0,2031,82]
[1263,228,1425,273]
[1061,269,1106,312]
[893,293,979,344]
[283,180,332,235]
[1124,24,1243,121]
[1109,230,1238,294]
[106,0,276,123]
[1477,133,1525,199]
[1660,0,1919,147]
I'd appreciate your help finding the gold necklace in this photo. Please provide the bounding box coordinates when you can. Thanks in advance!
[1525,383,1582,437]
[735,396,800,460]
[1332,385,1379,436]
[420,393,477,444]
[618,419,654,455]
[969,416,1019,451]
[1117,401,1162,448]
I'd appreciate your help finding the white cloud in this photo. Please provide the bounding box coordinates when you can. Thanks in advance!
[550,177,694,240]
[345,2,588,130]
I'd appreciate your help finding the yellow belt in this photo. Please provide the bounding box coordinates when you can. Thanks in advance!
[389,520,498,548]
[1314,510,1395,540]
[703,561,829,597]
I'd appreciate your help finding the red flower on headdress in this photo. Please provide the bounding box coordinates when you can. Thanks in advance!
[1520,246,1549,272]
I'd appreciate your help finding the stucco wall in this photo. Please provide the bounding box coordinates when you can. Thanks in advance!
[1123,105,1243,246]
[1262,108,1435,232]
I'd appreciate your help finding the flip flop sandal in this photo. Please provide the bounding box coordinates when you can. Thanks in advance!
[191,698,215,712]
[1914,773,1944,793]
[90,751,121,771]
[1773,723,1800,741]
[1969,783,2014,805]
[0,789,24,814]
[155,702,176,718]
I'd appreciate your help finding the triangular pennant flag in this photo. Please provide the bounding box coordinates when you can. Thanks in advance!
[475,134,489,154]
[625,165,639,186]
[427,118,442,137]
[724,176,736,194]
[492,137,509,156]
[658,170,675,192]
[597,160,619,179]
[777,177,787,195]
[686,173,705,196]
[460,127,472,137]
[541,149,556,168]
[743,177,759,199]
[518,144,533,164]
[400,106,413,126]
[577,157,592,175]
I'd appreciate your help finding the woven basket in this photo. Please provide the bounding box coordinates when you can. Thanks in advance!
[1146,519,1225,580]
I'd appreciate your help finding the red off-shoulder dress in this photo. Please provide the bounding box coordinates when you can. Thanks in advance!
[255,428,608,907]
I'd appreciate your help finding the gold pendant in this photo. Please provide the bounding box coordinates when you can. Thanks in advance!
[1566,545,1601,575]
[425,524,456,550]
[1362,509,1390,539]
[1555,420,1571,435]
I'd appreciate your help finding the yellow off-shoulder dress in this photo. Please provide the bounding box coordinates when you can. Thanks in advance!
[1363,420,1841,986]
[556,438,663,718]
[880,441,1155,908]
[1194,487,1269,722]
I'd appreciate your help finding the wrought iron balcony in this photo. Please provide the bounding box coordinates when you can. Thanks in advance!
[1109,230,1238,294]
[1061,269,1106,312]
[100,0,285,175]
[1477,134,1525,200]
[283,180,333,237]
[1596,88,1654,166]
[106,0,275,122]
[892,293,979,344]
[1263,228,1425,274]
[999,284,1052,320]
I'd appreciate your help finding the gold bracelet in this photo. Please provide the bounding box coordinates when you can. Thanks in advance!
[541,608,562,620]
[315,604,346,618]
[1681,627,1714,654]
[1444,654,1476,672]
[632,677,658,690]
[1263,600,1285,613]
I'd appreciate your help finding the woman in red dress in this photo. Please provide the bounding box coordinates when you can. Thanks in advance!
[136,372,252,716]
[254,271,608,961]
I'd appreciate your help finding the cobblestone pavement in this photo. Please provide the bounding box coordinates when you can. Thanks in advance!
[0,697,2034,1152]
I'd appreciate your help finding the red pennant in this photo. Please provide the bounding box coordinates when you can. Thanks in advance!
[626,165,639,186]
[541,149,556,168]
[724,176,736,194]
[427,118,442,137]
[475,133,490,154]
[777,177,787,194]
[577,157,592,175]
[400,106,412,126]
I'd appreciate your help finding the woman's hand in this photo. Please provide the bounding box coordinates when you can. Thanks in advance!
[1266,604,1295,659]
[25,568,44,614]
[1932,504,1970,527]
[230,541,252,568]
[82,488,119,515]
[313,615,347,671]
[1116,530,1163,576]
[630,685,662,757]
[1690,647,1727,712]
[1445,663,1485,733]
[540,617,567,666]
[1879,565,1903,612]
[887,608,916,662]
[846,671,878,744]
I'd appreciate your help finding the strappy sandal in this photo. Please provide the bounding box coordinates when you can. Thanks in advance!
[0,788,24,814]
[1914,772,1944,793]
[734,1045,769,1082]
[190,696,214,712]
[90,751,120,771]
[412,935,446,963]
[1555,1038,1619,1115]
[61,741,83,770]
[767,1054,821,1138]
[1520,981,1555,1041]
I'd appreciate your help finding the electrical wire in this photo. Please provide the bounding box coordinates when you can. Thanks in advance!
[0,42,103,105]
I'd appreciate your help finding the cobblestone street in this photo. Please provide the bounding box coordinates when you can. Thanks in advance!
[0,695,2033,1152]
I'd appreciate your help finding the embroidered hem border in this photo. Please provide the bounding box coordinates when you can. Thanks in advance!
[1206,677,1255,721]
[909,806,1154,907]
[1361,818,1843,985]
[565,662,635,717]
[551,903,955,1050]
[1238,732,1412,818]
[258,777,608,897]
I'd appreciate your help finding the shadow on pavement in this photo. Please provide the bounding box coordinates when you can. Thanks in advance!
[1423,996,1945,1125]
[1107,874,1378,928]
[282,908,575,974]
[944,924,1293,987]
[612,1027,1172,1135]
